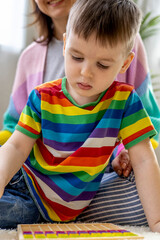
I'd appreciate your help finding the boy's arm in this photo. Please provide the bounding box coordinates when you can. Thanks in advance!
[128,138,160,232]
[0,130,36,198]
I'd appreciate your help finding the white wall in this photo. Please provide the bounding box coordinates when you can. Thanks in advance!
[0,1,35,129]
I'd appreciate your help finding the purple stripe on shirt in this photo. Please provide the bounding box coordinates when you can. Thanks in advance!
[44,138,83,151]
[90,128,119,138]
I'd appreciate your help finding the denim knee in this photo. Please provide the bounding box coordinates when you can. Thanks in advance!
[0,169,42,229]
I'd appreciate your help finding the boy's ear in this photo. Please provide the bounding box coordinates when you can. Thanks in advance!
[63,33,66,56]
[120,52,135,74]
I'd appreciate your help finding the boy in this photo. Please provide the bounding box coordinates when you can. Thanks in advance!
[0,0,160,232]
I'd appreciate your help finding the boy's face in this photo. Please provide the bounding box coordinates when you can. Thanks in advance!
[64,31,134,106]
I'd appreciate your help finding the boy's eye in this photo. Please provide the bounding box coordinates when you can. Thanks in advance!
[72,55,83,61]
[97,62,109,69]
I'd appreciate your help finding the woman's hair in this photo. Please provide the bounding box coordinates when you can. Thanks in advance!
[67,0,142,53]
[30,0,54,45]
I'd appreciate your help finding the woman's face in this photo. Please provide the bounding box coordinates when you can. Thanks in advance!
[34,0,76,22]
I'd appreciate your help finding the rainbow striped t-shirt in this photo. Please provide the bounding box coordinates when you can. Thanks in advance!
[16,77,156,222]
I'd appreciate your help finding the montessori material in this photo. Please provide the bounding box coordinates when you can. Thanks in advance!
[18,223,144,239]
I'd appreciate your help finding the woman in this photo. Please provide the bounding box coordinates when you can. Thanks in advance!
[0,0,159,229]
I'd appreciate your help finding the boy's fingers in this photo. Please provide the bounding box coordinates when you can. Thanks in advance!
[123,164,132,177]
[122,162,127,170]
[111,149,131,177]
[117,169,122,176]
[121,160,132,170]
[119,150,131,170]
[112,161,122,176]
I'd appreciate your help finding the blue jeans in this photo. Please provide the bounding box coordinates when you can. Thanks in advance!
[0,168,147,229]
[0,169,42,229]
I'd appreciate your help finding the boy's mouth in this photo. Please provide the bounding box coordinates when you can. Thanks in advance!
[78,82,92,90]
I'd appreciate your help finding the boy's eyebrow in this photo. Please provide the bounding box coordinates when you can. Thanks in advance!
[100,57,115,63]
[68,47,83,55]
[69,47,115,62]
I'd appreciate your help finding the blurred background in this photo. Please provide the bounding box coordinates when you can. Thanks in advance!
[0,0,160,156]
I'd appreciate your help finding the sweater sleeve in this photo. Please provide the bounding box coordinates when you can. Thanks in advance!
[0,42,46,145]
[0,51,28,145]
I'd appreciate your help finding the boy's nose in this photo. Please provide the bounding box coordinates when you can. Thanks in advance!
[81,63,93,78]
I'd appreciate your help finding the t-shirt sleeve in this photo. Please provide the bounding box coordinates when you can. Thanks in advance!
[15,89,41,139]
[118,89,157,149]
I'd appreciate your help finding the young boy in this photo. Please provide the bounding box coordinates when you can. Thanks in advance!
[0,0,160,232]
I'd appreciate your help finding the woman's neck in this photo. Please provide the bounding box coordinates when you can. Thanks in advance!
[53,18,68,41]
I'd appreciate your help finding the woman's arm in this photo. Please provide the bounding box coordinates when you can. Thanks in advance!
[129,138,160,232]
[0,130,36,198]
[0,42,46,145]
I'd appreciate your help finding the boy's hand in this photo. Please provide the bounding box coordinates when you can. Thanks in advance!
[111,149,132,177]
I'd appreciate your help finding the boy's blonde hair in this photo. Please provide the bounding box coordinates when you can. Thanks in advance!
[66,0,142,53]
